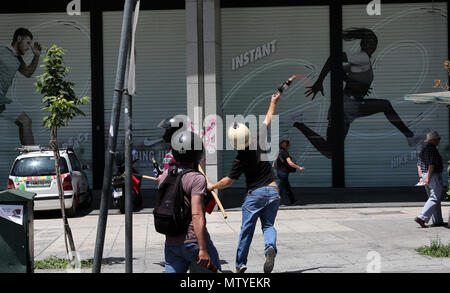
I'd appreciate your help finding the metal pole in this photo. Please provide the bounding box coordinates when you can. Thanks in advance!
[124,93,133,273]
[447,0,450,229]
[330,2,345,188]
[93,0,135,273]
[124,0,139,274]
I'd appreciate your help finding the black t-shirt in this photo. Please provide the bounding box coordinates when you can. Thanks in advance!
[276,149,292,173]
[227,123,276,191]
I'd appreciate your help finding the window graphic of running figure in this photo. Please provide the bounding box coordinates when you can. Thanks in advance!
[0,28,41,146]
[294,28,422,159]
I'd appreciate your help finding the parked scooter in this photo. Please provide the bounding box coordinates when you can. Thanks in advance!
[111,152,143,214]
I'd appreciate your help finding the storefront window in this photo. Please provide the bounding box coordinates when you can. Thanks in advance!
[0,13,92,187]
[103,10,186,189]
[343,3,448,187]
[221,6,331,187]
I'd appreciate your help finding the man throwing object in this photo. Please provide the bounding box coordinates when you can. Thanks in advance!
[208,92,281,273]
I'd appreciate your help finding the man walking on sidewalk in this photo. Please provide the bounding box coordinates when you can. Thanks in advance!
[275,140,305,205]
[415,130,447,228]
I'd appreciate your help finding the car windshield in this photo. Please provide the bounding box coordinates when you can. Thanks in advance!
[11,156,69,177]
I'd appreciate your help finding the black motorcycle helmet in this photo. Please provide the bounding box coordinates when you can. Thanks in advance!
[171,130,204,164]
[157,116,185,143]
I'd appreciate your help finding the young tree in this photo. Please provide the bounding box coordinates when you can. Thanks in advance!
[35,45,90,264]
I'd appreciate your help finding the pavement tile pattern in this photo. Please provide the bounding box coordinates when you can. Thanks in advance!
[34,205,450,273]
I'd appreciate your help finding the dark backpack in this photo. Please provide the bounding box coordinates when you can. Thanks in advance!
[153,167,197,236]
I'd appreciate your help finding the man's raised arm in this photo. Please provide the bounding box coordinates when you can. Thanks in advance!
[19,42,41,78]
[263,93,281,127]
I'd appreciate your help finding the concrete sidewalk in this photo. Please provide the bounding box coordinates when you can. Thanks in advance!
[34,205,450,273]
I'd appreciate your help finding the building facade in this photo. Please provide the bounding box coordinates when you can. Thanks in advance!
[1,0,449,202]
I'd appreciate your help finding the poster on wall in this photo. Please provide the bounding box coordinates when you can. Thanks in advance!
[221,4,448,188]
[341,3,448,187]
[0,13,92,188]
[103,10,187,189]
[221,6,332,187]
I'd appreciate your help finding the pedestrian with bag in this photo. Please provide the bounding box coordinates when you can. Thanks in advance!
[154,130,222,273]
[208,92,281,274]
[414,130,447,228]
[275,140,305,206]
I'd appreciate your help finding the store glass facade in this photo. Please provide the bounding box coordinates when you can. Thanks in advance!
[0,12,92,188]
[342,3,448,187]
[221,5,332,187]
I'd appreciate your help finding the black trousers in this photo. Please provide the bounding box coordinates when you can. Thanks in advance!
[277,170,296,204]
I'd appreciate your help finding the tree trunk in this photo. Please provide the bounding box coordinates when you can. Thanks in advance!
[51,127,77,262]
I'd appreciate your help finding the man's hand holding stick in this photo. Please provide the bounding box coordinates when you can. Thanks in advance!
[198,165,228,219]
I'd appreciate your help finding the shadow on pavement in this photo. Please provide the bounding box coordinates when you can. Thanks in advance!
[33,203,95,220]
[101,257,138,266]
[32,186,440,219]
[283,266,342,273]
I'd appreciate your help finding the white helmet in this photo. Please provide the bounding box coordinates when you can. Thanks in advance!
[227,123,251,150]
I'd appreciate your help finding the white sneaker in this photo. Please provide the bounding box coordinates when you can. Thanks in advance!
[236,265,247,273]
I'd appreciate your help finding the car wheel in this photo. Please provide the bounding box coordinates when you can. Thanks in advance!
[66,195,78,217]
[80,189,93,208]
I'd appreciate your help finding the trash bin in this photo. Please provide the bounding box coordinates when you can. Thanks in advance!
[0,189,35,273]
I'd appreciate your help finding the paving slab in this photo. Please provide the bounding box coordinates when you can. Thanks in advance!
[32,205,450,273]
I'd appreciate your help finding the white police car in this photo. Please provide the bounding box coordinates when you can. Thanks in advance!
[8,146,92,216]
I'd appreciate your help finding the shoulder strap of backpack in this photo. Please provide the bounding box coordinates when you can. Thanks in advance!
[178,168,198,177]
[175,168,200,206]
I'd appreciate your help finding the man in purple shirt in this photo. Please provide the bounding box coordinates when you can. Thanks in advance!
[158,130,221,273]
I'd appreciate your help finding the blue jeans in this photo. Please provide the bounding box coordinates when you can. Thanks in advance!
[165,238,222,273]
[418,173,444,225]
[277,170,296,203]
[236,186,281,268]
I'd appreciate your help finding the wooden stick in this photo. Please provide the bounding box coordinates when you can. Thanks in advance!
[198,164,228,219]
[207,264,223,274]
[196,257,222,273]
[142,175,158,182]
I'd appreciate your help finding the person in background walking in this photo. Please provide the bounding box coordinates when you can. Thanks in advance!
[414,130,447,228]
[275,140,305,205]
